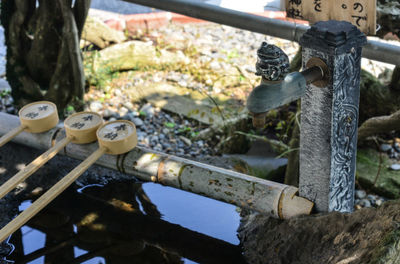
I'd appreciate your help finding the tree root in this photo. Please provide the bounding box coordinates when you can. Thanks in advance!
[358,109,400,142]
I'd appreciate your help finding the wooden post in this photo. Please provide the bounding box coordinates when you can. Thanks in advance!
[299,21,367,212]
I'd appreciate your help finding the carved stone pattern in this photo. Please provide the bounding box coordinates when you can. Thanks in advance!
[255,42,289,81]
[329,50,361,212]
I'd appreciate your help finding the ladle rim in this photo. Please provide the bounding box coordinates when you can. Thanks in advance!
[64,111,103,132]
[18,101,57,122]
[96,120,136,143]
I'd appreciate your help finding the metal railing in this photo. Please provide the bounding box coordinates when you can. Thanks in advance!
[122,0,400,66]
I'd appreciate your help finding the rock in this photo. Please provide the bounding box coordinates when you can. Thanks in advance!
[5,106,15,114]
[244,65,256,73]
[137,131,145,141]
[124,102,134,110]
[103,109,117,119]
[90,101,103,112]
[122,112,134,121]
[93,41,155,72]
[354,204,363,210]
[178,80,187,87]
[389,164,400,170]
[162,143,171,150]
[162,128,169,135]
[197,140,204,148]
[139,103,155,117]
[132,117,144,127]
[380,144,392,152]
[118,106,129,117]
[177,141,185,148]
[209,60,221,70]
[81,16,126,49]
[389,150,399,159]
[114,89,122,97]
[166,72,181,83]
[360,199,372,208]
[355,190,367,199]
[394,143,400,153]
[179,136,192,146]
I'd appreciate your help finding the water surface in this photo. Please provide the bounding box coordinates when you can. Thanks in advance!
[7,180,246,264]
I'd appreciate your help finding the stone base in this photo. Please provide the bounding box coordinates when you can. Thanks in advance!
[238,203,400,264]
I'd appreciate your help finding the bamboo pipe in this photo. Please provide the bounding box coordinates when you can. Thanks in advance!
[0,112,313,220]
[0,120,138,243]
[0,112,102,200]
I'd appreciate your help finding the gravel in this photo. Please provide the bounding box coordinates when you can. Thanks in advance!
[354,188,387,210]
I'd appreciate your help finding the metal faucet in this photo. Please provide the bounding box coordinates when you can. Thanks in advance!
[247,42,328,128]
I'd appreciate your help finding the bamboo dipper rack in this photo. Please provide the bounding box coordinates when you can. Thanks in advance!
[0,120,137,243]
[0,101,58,147]
[0,112,313,238]
[0,111,102,200]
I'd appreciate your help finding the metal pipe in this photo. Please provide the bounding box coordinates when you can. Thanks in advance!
[122,0,308,42]
[0,112,313,219]
[301,66,324,84]
[121,0,400,66]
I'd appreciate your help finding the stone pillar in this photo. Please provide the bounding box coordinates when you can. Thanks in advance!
[299,21,367,213]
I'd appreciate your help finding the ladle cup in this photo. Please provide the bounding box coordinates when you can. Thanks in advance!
[0,111,102,199]
[0,101,59,147]
[0,120,137,243]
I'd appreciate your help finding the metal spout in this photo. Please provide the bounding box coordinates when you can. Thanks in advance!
[247,66,325,127]
[251,112,267,128]
[247,42,327,128]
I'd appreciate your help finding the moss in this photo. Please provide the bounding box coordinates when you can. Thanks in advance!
[359,69,400,123]
[369,227,400,264]
[357,148,400,199]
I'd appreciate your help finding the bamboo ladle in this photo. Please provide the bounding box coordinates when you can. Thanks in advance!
[0,111,103,200]
[0,101,59,147]
[0,120,137,243]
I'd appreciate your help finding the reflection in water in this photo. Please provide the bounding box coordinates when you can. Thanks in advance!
[6,180,246,264]
[0,236,14,264]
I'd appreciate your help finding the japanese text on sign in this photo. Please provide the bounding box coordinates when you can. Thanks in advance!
[285,0,376,35]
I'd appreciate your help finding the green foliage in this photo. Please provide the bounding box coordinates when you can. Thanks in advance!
[164,122,175,128]
[176,125,199,138]
[0,89,11,98]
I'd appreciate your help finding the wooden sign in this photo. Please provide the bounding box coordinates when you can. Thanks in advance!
[285,0,376,35]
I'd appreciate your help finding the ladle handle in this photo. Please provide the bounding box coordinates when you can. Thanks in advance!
[0,137,72,200]
[0,147,106,243]
[0,125,25,148]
